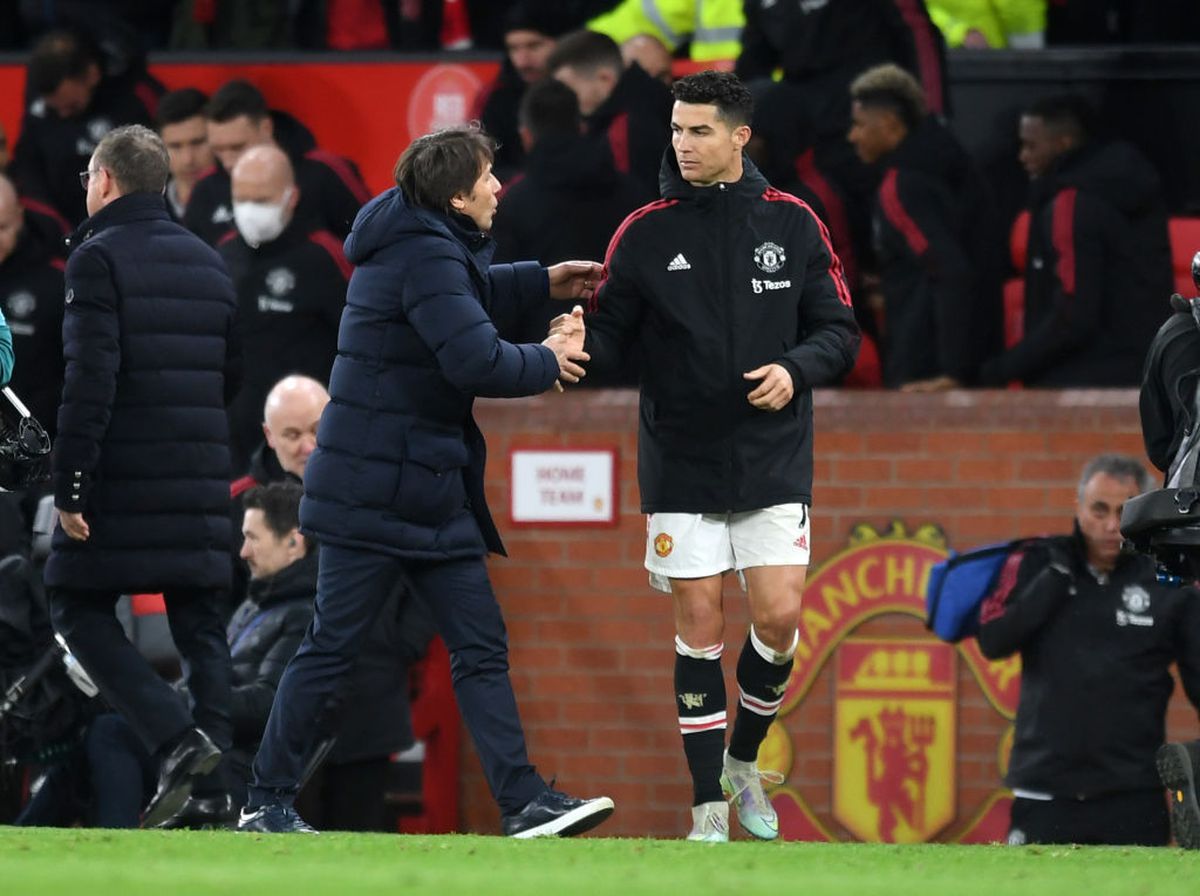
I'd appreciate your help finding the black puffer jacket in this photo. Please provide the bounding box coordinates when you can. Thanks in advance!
[585,155,860,512]
[226,551,317,745]
[45,193,241,592]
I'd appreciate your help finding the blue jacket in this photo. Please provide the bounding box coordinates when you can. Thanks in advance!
[300,187,558,558]
[44,192,241,592]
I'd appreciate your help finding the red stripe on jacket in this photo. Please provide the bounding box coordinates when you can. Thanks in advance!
[590,199,678,312]
[1052,188,1078,296]
[892,0,944,114]
[795,148,858,287]
[308,230,353,281]
[978,550,1027,625]
[606,113,630,175]
[879,168,929,257]
[230,474,259,498]
[762,187,853,307]
[305,149,372,204]
[19,197,70,236]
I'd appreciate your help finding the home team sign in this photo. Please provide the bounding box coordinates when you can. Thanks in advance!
[509,448,618,527]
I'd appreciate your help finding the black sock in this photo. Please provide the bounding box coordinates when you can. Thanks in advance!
[728,627,795,763]
[674,636,726,805]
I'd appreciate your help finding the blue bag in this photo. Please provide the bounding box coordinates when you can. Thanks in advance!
[925,539,1035,642]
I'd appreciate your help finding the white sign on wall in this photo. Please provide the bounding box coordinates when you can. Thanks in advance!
[510,448,618,526]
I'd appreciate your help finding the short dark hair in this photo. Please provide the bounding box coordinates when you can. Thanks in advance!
[93,124,170,194]
[242,481,306,544]
[1024,93,1096,144]
[393,124,494,214]
[547,29,624,77]
[519,78,581,142]
[27,30,100,98]
[849,64,926,131]
[156,87,209,130]
[672,70,754,127]
[206,79,269,124]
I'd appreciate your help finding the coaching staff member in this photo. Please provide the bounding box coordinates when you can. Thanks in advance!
[45,124,241,829]
[563,70,859,841]
[238,124,614,837]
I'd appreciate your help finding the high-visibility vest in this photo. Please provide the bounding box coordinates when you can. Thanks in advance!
[927,0,1046,48]
[589,0,744,62]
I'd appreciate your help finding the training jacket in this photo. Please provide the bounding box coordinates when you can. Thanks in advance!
[585,154,860,513]
[978,530,1200,798]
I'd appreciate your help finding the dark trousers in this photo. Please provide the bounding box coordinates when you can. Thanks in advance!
[249,542,545,815]
[49,587,233,757]
[1009,790,1171,846]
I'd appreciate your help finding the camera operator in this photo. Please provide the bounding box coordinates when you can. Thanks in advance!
[978,454,1200,846]
[1135,256,1200,848]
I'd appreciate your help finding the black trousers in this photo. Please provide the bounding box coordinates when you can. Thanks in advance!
[1008,789,1171,846]
[249,542,545,816]
[49,587,233,757]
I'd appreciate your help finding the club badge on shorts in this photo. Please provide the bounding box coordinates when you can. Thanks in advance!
[654,533,674,558]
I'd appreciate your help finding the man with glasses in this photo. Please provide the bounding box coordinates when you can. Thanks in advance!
[45,124,241,829]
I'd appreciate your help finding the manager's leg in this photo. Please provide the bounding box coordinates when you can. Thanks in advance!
[245,543,399,816]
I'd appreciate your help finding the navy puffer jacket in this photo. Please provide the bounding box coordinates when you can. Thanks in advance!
[45,192,240,592]
[300,187,558,558]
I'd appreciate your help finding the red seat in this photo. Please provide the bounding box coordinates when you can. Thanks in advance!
[1169,217,1200,298]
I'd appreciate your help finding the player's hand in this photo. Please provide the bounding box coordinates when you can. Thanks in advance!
[744,363,794,411]
[542,332,589,389]
[547,261,603,301]
[58,509,90,541]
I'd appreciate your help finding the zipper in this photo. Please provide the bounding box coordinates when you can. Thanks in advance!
[719,182,736,508]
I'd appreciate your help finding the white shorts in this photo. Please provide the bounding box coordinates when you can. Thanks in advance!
[644,503,811,594]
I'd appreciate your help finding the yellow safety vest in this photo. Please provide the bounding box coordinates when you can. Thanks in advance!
[589,0,744,62]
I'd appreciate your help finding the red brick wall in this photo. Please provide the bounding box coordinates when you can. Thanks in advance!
[450,388,1192,838]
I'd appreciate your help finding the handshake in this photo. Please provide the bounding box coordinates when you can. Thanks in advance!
[540,260,601,393]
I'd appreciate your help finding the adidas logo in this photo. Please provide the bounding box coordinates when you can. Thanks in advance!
[667,253,691,271]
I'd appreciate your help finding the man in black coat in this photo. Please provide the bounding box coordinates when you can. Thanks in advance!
[238,124,613,837]
[980,94,1174,387]
[0,173,65,437]
[44,124,241,829]
[846,63,1002,390]
[568,71,859,841]
[219,145,349,471]
[548,30,674,199]
[184,80,370,247]
[977,454,1200,846]
[9,30,162,227]
[492,76,649,367]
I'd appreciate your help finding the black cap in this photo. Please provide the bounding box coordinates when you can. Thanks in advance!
[503,1,575,38]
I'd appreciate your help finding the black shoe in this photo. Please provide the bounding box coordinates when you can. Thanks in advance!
[142,728,222,829]
[502,789,614,838]
[237,803,319,834]
[1159,741,1200,848]
[158,793,238,830]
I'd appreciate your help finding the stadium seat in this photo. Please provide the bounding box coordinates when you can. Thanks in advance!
[1169,217,1200,298]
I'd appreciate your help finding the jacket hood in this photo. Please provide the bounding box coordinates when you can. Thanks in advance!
[247,441,296,486]
[885,116,970,189]
[1039,140,1163,217]
[343,187,494,273]
[658,150,771,203]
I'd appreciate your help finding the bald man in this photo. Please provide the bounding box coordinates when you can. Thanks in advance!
[0,172,63,427]
[220,146,349,471]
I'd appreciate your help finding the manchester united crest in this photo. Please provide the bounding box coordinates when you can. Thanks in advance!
[654,533,673,558]
[754,241,786,273]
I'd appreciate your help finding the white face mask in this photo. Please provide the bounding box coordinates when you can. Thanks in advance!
[233,187,293,247]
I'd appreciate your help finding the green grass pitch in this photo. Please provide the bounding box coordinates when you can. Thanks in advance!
[2,828,1197,895]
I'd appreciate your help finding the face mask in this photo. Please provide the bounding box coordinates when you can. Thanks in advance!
[233,187,292,247]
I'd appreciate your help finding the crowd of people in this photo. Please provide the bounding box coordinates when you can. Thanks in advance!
[0,0,1199,848]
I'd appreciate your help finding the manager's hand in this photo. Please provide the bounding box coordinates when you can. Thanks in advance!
[58,509,90,541]
[548,261,603,301]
